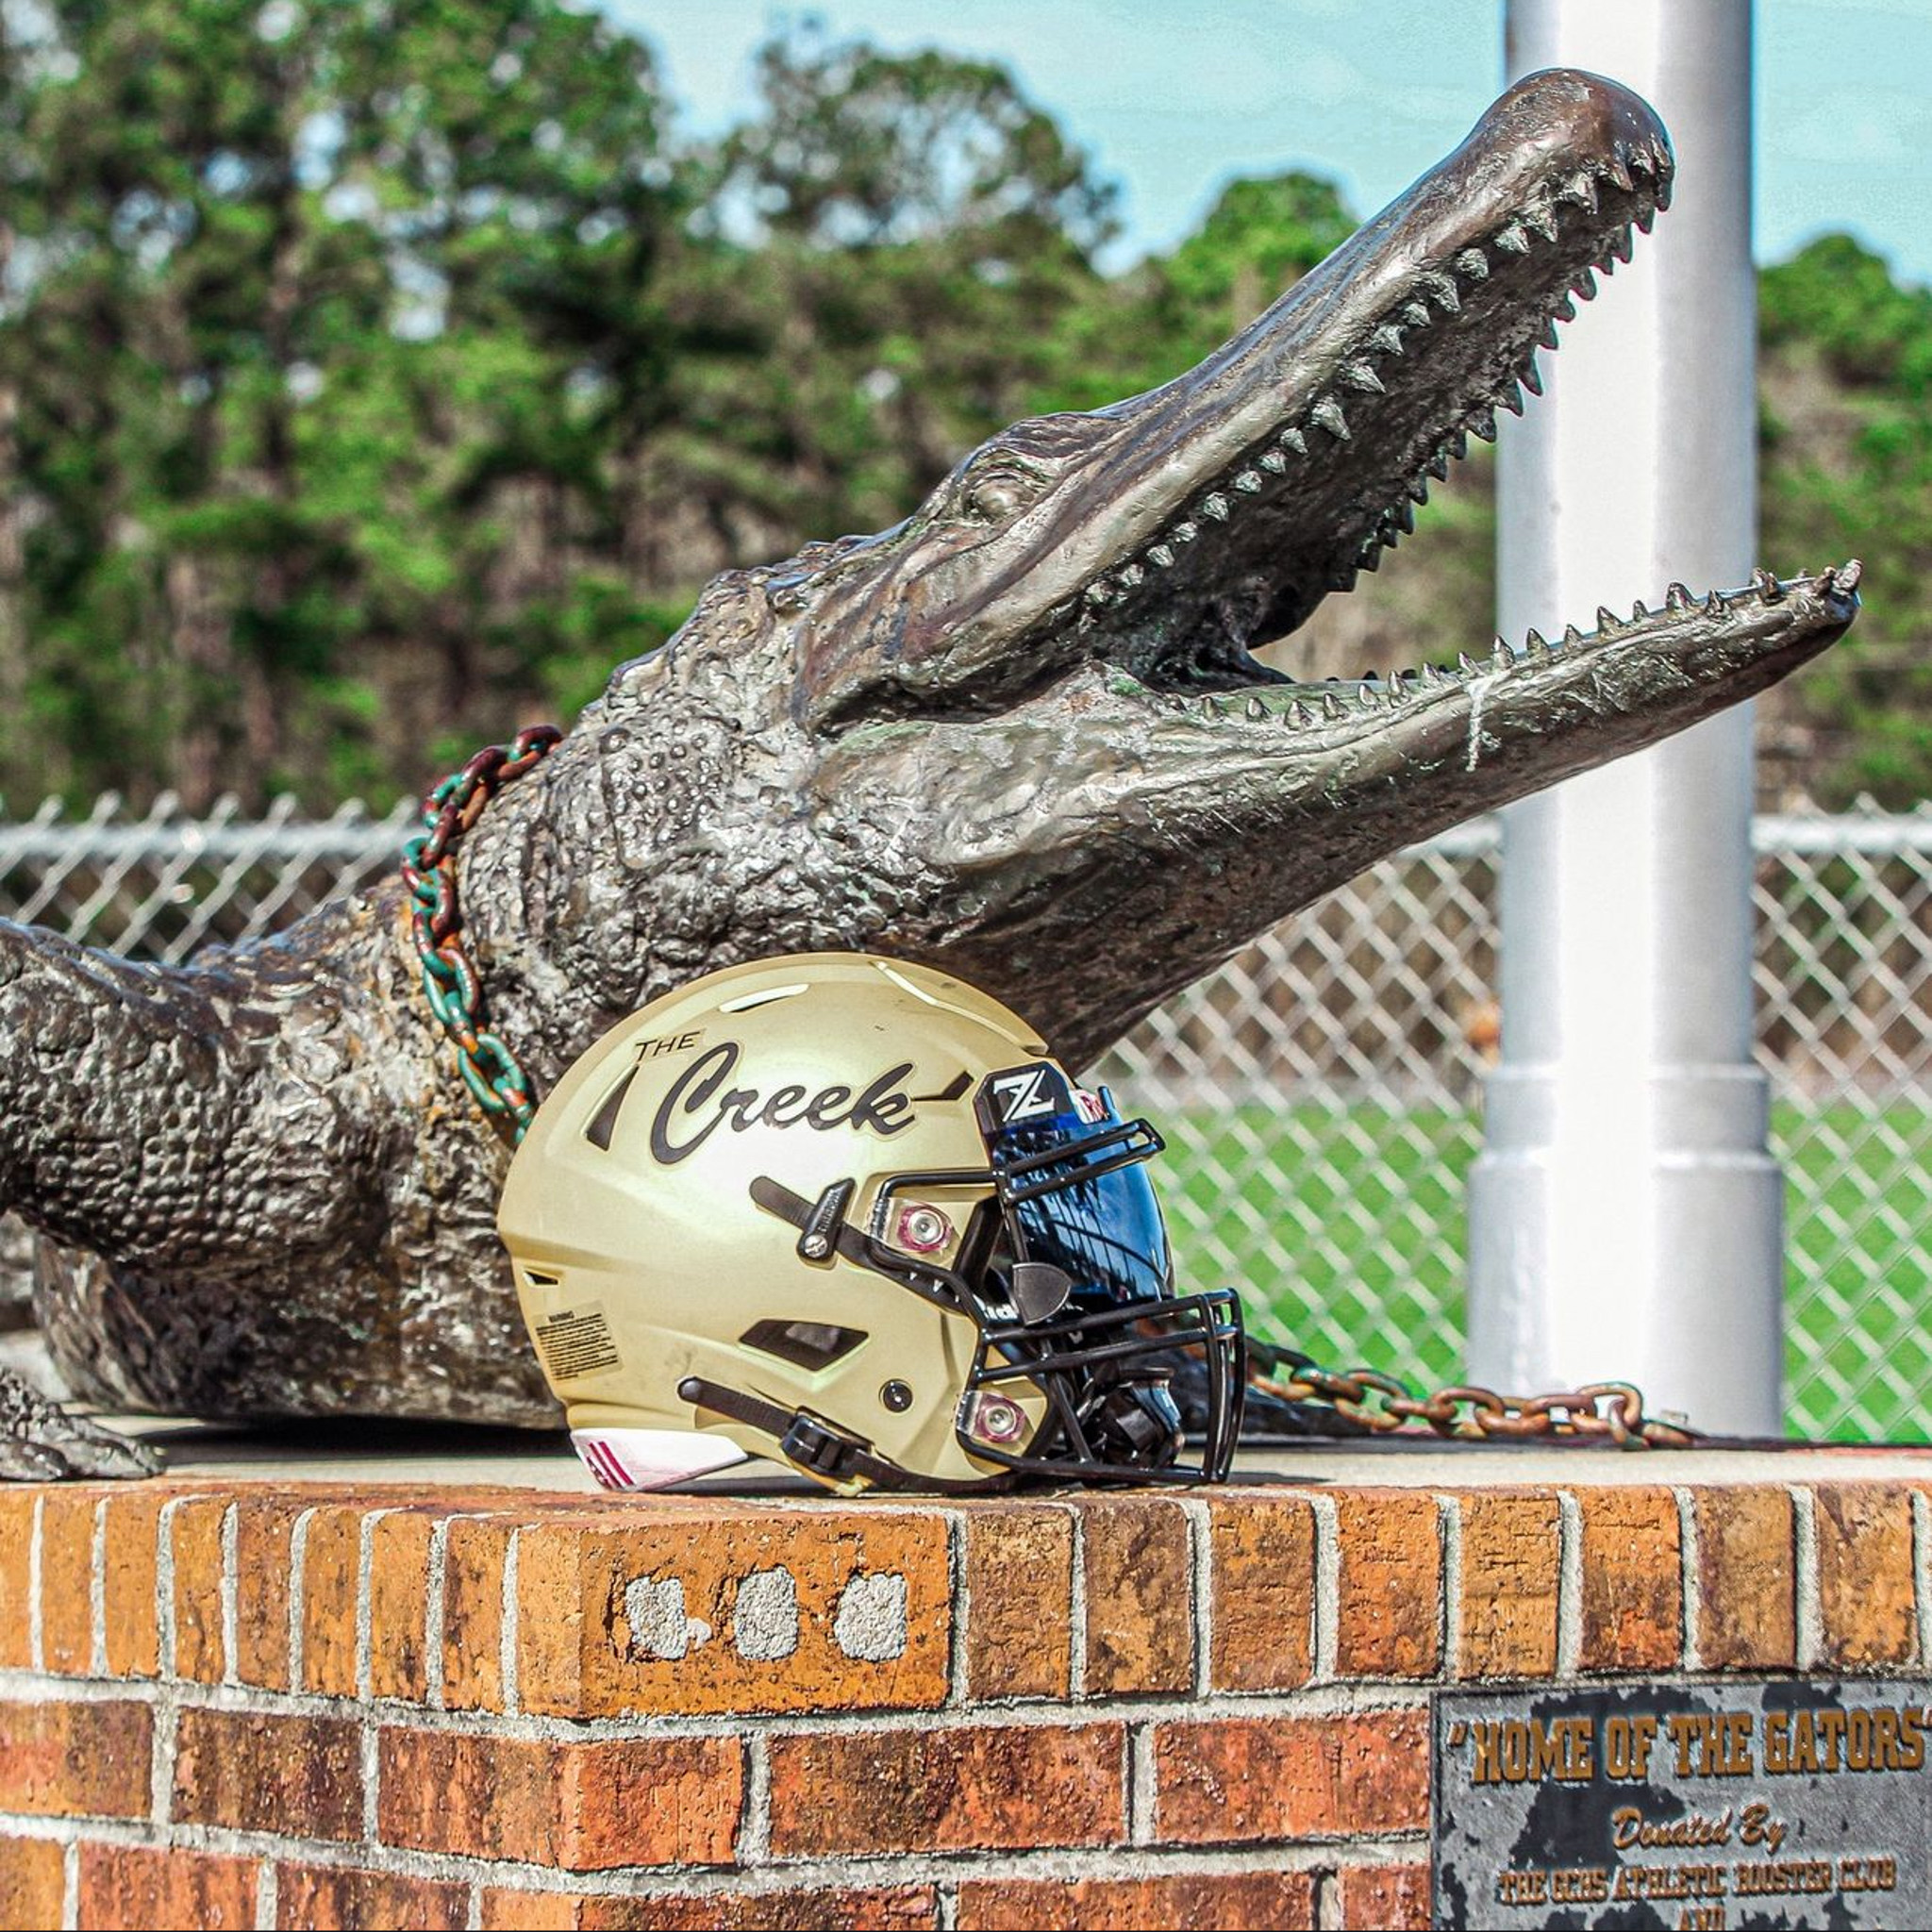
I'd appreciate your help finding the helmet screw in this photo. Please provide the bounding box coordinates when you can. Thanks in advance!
[881,1379,914,1412]
[894,1204,953,1253]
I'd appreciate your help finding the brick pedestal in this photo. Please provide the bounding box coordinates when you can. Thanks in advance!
[0,1462,1925,1928]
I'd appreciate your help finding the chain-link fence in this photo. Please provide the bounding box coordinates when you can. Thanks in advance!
[3,791,1927,1441]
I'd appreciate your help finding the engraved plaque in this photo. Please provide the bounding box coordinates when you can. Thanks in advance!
[1434,1680,1932,1929]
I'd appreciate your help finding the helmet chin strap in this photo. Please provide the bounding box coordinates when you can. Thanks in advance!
[675,1374,1004,1495]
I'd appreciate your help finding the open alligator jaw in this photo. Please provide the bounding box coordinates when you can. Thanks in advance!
[791,67,1693,725]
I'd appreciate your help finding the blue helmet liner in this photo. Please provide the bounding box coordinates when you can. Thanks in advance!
[742,1058,1243,1488]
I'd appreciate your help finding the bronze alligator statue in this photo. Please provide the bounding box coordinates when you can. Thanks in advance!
[0,69,1860,1476]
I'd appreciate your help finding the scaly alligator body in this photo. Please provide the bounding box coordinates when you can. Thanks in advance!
[1,69,1859,1476]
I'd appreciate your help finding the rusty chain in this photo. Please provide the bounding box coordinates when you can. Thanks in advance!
[1246,1340,1700,1448]
[401,724,562,1142]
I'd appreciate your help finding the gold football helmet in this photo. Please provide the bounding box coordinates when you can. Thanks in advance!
[497,953,1243,1492]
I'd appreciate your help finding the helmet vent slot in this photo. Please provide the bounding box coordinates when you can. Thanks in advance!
[739,1319,868,1371]
[584,1068,638,1150]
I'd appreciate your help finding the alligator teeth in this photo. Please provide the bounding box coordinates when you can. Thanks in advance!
[1277,426,1308,455]
[1357,543,1382,572]
[1499,383,1525,416]
[1562,624,1584,647]
[1491,637,1516,669]
[1553,293,1576,323]
[1665,581,1691,611]
[1611,225,1634,264]
[1401,301,1431,329]
[1455,248,1488,280]
[1291,700,1315,726]
[1424,664,1453,687]
[1173,520,1198,544]
[1234,469,1263,492]
[1085,580,1113,605]
[1524,203,1559,243]
[1635,203,1657,236]
[1472,406,1498,441]
[1147,543,1174,569]
[1311,397,1351,441]
[1448,428,1469,459]
[1607,152,1634,192]
[1596,606,1621,635]
[1372,324,1407,355]
[1457,653,1477,675]
[1245,697,1267,721]
[1258,449,1287,474]
[1573,267,1597,302]
[1355,684,1380,709]
[1521,363,1543,398]
[1751,567,1784,602]
[1631,599,1650,621]
[1322,693,1347,721]
[1118,563,1144,588]
[1539,319,1561,350]
[1393,499,1415,534]
[1558,170,1599,211]
[1341,361,1385,394]
[1201,493,1230,522]
[1407,475,1429,505]
[1524,628,1551,661]
[1495,223,1530,256]
[1426,450,1451,481]
[1704,590,1729,614]
[1421,272,1460,313]
[1832,558,1863,593]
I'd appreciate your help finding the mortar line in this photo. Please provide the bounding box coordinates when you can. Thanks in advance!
[286,1507,319,1692]
[1791,1486,1822,1671]
[735,1732,771,1866]
[425,1517,452,1711]
[155,1496,184,1683]
[499,1529,521,1716]
[935,1878,959,1932]
[361,1715,381,1846]
[1068,1510,1089,1700]
[254,1857,276,1932]
[1674,1486,1702,1673]
[88,1498,108,1679]
[220,1503,240,1688]
[1437,1493,1462,1681]
[1555,1491,1583,1678]
[1309,1493,1339,1682]
[1127,1719,1157,1848]
[1182,1495,1212,1696]
[27,1493,43,1673]
[465,1878,484,1932]
[1913,1490,1932,1670]
[357,1507,391,1704]
[0,1662,1449,1732]
[0,1807,1432,1893]
[942,1509,969,1707]
[60,1838,77,1932]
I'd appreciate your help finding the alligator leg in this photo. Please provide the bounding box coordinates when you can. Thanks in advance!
[0,1364,161,1478]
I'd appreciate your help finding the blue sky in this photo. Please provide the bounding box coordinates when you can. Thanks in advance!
[606,0,1932,285]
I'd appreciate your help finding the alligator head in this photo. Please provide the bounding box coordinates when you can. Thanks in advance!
[588,66,1856,1062]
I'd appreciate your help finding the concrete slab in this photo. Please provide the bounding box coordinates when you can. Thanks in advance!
[98,1411,1932,1495]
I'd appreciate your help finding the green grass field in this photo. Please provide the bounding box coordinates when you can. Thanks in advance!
[1159,1101,1932,1442]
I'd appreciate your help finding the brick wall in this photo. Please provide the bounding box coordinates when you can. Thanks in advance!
[0,1474,1924,1929]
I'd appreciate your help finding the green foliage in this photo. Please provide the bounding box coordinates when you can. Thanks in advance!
[0,13,1921,808]
[1759,237,1932,804]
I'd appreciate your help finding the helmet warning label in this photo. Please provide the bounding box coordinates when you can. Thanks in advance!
[533,1305,622,1381]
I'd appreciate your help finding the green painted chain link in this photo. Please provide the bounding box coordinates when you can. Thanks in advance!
[401,724,563,1142]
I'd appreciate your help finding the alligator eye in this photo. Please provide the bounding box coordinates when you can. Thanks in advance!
[960,464,1043,525]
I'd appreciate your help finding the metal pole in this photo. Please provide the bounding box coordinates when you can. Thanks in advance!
[1467,1,1781,1434]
